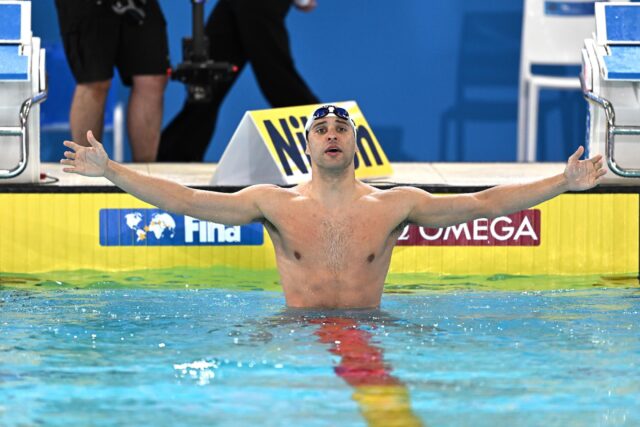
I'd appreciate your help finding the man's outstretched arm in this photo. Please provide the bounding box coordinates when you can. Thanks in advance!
[61,131,268,225]
[397,146,606,228]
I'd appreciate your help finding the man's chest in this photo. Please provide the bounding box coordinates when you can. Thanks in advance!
[266,203,402,256]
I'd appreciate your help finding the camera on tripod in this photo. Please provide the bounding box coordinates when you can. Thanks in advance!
[171,0,237,103]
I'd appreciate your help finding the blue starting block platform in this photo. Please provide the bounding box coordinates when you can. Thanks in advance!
[0,45,29,80]
[0,1,47,184]
[582,2,640,179]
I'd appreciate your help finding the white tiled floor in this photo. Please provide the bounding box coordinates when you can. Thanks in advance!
[37,161,576,188]
[367,162,569,186]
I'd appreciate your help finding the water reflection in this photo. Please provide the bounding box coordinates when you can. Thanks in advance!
[311,316,424,426]
[268,308,424,427]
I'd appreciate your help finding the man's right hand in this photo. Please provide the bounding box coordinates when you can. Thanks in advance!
[61,130,110,177]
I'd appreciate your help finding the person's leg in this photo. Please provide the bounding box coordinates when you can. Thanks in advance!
[128,75,167,162]
[116,0,169,161]
[158,0,247,162]
[232,0,319,107]
[55,0,118,145]
[69,80,111,145]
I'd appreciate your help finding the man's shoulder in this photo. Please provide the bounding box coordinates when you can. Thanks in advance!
[247,183,285,192]
[245,184,304,201]
[368,185,431,201]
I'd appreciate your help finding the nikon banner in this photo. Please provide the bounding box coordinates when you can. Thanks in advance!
[210,101,393,185]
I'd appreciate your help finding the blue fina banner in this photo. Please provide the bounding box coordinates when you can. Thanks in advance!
[99,209,264,246]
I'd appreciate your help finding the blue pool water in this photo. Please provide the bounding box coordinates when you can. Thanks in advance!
[1,275,639,426]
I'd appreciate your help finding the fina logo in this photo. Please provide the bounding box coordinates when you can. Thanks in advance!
[184,216,240,243]
[99,209,264,246]
[125,211,176,242]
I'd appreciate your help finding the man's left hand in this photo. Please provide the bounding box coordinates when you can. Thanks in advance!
[563,146,607,191]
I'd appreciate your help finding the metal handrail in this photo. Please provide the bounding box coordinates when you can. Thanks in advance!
[580,74,640,178]
[0,84,48,179]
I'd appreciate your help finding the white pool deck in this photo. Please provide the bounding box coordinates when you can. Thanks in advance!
[31,162,640,189]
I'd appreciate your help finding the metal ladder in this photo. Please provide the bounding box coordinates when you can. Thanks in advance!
[0,87,47,179]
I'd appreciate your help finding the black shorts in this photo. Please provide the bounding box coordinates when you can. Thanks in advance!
[55,0,170,86]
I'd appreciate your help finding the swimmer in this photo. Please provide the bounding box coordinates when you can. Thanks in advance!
[61,105,606,309]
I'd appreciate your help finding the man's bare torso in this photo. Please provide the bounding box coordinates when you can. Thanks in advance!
[257,182,409,309]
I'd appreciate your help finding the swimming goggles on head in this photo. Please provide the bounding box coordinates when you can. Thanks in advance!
[305,105,357,135]
[311,105,351,121]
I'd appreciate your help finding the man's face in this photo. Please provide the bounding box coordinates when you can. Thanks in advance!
[305,116,357,171]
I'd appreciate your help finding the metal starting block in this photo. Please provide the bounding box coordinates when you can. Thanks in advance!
[582,2,640,180]
[0,1,47,184]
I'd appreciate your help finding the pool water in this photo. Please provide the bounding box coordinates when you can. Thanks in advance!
[1,271,639,426]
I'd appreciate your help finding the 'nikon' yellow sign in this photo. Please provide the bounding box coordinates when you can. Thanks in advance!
[211,101,393,186]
